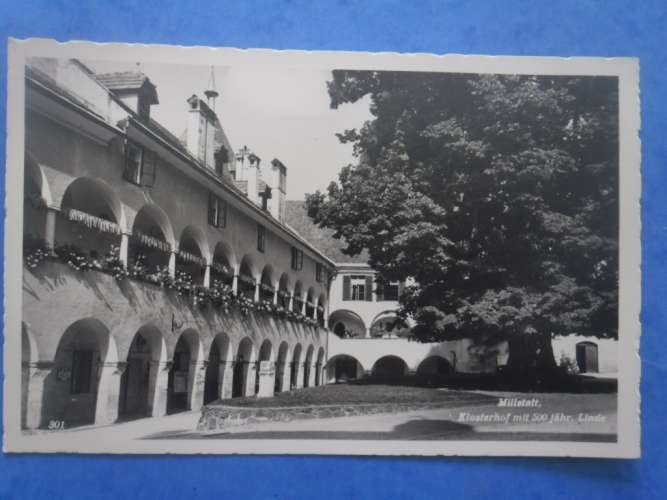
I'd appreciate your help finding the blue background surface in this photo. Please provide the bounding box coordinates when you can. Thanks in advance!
[0,1,665,498]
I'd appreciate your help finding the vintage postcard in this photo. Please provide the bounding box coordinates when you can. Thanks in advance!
[3,39,641,457]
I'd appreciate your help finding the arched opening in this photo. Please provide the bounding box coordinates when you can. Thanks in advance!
[277,273,291,309]
[293,281,304,313]
[23,153,50,242]
[371,355,408,381]
[576,341,599,373]
[56,177,125,263]
[275,341,289,392]
[303,345,314,388]
[256,339,273,395]
[316,293,326,327]
[416,355,453,387]
[129,204,174,279]
[119,325,166,420]
[211,242,235,287]
[315,347,325,386]
[176,226,207,286]
[260,265,275,302]
[329,310,366,338]
[232,337,255,397]
[204,333,231,404]
[370,313,410,338]
[306,287,316,318]
[167,329,201,414]
[45,318,115,428]
[238,255,257,298]
[290,344,302,390]
[326,354,364,383]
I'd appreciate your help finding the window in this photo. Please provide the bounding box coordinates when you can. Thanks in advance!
[343,275,373,301]
[381,283,400,301]
[70,350,93,394]
[124,141,157,187]
[291,247,303,270]
[208,193,227,228]
[316,263,324,283]
[257,224,266,253]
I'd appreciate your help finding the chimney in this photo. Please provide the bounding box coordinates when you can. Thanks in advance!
[268,158,287,222]
[235,146,260,204]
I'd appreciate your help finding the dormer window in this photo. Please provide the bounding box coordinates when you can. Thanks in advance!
[124,141,156,187]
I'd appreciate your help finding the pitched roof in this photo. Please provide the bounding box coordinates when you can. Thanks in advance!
[96,71,158,104]
[284,200,369,264]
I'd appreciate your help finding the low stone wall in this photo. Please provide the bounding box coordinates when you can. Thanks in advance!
[198,401,453,431]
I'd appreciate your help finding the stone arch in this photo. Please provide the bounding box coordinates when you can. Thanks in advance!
[119,324,167,420]
[238,254,259,298]
[167,328,203,414]
[255,339,274,396]
[232,337,256,397]
[416,355,453,387]
[56,177,126,259]
[277,272,291,309]
[24,151,53,206]
[177,226,209,285]
[370,311,409,338]
[129,203,175,272]
[371,355,409,380]
[303,344,315,388]
[211,241,236,286]
[290,343,303,390]
[260,264,276,302]
[326,354,364,383]
[42,318,119,428]
[275,341,290,392]
[329,309,367,338]
[204,332,232,404]
[305,287,316,318]
[292,280,304,312]
[576,341,599,373]
[316,292,327,327]
[315,347,325,386]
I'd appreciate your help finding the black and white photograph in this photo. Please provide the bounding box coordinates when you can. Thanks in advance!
[3,40,640,457]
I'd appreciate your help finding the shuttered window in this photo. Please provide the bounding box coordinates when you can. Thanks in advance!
[208,193,227,228]
[316,263,324,282]
[291,247,303,270]
[343,275,351,301]
[257,225,266,253]
[124,141,157,187]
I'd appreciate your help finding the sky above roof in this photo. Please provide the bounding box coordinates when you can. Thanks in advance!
[84,59,372,201]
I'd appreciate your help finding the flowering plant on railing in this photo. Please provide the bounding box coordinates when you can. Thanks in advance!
[209,280,235,312]
[304,317,319,328]
[193,285,212,307]
[65,208,120,235]
[273,305,288,318]
[235,293,256,316]
[54,244,93,271]
[23,235,55,269]
[173,271,195,296]
[255,299,275,314]
[132,231,171,253]
[147,265,174,289]
[103,245,128,280]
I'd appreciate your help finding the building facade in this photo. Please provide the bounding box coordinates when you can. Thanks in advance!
[21,58,334,430]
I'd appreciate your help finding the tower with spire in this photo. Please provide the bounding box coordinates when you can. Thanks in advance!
[204,66,219,110]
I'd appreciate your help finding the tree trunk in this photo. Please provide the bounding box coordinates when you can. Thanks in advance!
[505,331,558,387]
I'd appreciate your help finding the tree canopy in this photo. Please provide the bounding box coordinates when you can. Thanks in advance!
[306,70,618,371]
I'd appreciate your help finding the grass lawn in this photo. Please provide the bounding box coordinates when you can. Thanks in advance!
[213,384,497,408]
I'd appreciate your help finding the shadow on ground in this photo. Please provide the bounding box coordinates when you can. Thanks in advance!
[140,418,616,443]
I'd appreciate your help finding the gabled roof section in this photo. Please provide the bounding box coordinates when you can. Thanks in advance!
[284,200,370,264]
[96,71,159,105]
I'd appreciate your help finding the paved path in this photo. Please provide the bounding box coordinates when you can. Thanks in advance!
[18,391,616,449]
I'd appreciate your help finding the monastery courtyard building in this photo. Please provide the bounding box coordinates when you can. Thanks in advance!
[19,58,617,431]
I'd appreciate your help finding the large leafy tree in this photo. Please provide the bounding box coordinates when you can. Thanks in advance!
[306,70,618,378]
